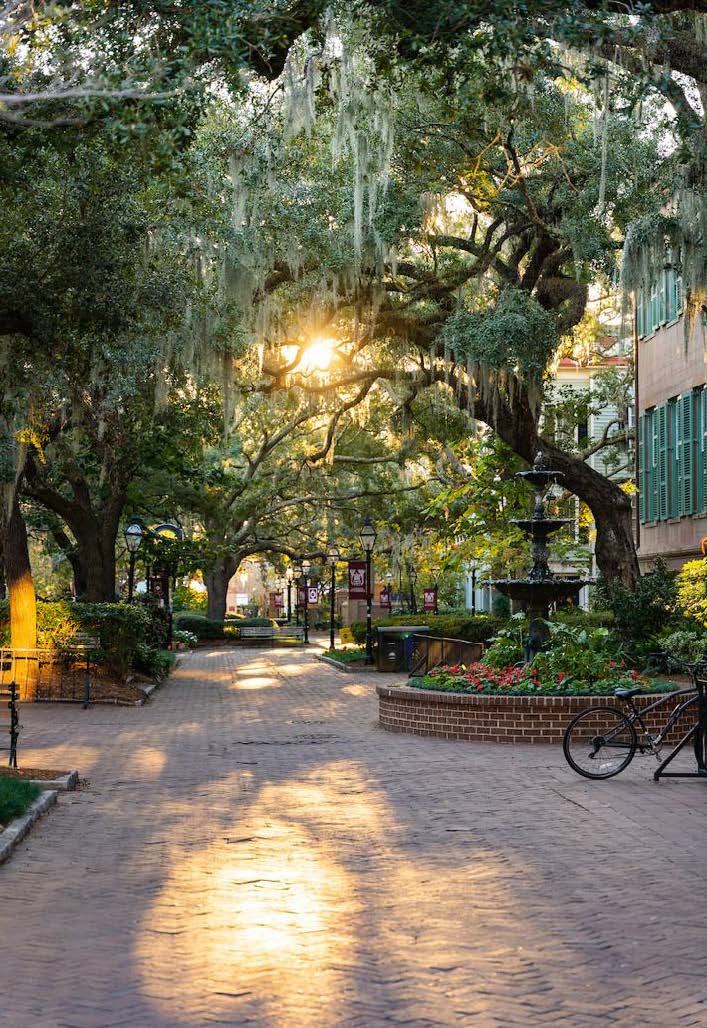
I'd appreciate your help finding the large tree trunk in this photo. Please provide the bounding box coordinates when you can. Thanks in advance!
[5,497,38,698]
[458,377,640,588]
[205,554,238,622]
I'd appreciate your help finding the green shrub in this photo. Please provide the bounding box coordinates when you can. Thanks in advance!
[596,559,677,644]
[661,629,707,665]
[236,617,278,628]
[553,607,615,628]
[133,644,176,681]
[350,613,503,646]
[172,629,198,648]
[326,646,367,664]
[172,613,225,639]
[0,599,157,678]
[676,559,707,627]
[172,584,208,613]
[0,779,40,825]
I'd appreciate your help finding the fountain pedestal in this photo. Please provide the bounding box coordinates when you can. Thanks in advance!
[489,453,592,660]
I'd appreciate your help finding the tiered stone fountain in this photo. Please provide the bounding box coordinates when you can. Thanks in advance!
[490,451,592,660]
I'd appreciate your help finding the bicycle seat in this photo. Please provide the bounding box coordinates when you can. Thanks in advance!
[614,687,643,699]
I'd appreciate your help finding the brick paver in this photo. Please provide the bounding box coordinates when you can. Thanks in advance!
[1,643,706,1027]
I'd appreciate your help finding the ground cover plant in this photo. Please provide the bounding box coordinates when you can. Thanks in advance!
[325,647,367,664]
[410,663,675,697]
[0,779,40,828]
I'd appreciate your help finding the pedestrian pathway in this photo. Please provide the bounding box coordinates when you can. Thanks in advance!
[1,645,706,1027]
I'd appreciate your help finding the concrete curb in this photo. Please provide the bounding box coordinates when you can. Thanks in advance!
[316,654,377,673]
[0,790,57,866]
[28,770,79,792]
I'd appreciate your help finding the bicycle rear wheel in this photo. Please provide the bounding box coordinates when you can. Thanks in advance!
[563,706,637,780]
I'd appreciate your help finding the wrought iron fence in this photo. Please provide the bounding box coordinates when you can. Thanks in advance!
[0,647,96,705]
[408,634,484,678]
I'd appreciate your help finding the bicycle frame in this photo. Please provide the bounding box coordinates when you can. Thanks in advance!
[622,687,698,751]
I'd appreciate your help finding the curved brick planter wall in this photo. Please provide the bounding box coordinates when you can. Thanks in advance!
[377,685,685,744]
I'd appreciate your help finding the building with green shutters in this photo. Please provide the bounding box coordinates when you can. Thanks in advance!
[636,265,707,570]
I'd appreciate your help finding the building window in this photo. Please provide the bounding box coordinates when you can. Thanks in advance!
[640,389,706,524]
[637,268,684,339]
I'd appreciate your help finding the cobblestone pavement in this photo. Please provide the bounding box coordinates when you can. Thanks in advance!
[1,643,706,1028]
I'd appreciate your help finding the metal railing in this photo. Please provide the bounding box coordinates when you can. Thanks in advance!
[408,634,484,677]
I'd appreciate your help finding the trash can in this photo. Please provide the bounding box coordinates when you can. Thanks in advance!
[376,626,430,672]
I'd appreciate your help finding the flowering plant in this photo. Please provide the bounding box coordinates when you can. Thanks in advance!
[415,660,663,696]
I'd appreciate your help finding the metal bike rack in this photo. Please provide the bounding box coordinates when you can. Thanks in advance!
[654,663,707,782]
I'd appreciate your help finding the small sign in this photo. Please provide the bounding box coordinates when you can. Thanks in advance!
[348,560,368,600]
[340,628,355,644]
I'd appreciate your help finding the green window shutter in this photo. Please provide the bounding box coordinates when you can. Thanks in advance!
[667,398,679,518]
[658,272,667,326]
[650,408,659,521]
[702,389,707,513]
[650,283,658,332]
[637,288,645,338]
[696,390,705,513]
[637,413,645,522]
[679,393,695,516]
[657,405,668,520]
[666,270,675,322]
[676,274,684,315]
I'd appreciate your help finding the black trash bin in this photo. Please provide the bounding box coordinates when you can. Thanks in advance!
[376,626,430,672]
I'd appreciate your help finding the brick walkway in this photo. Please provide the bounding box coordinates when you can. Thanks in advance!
[1,644,706,1027]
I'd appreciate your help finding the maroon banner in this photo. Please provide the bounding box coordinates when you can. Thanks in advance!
[348,560,368,600]
[379,586,392,610]
[150,568,170,601]
[423,587,438,612]
[297,585,306,607]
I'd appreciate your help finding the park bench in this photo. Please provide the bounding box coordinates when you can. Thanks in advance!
[238,626,305,644]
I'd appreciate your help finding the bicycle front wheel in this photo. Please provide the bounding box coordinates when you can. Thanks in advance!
[563,705,637,780]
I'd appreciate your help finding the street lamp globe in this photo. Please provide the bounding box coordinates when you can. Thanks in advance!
[326,542,340,567]
[285,566,294,582]
[358,518,377,553]
[124,522,144,554]
[302,559,311,574]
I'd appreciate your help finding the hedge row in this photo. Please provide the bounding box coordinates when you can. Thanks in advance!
[0,599,169,678]
[349,613,505,646]
[173,612,278,639]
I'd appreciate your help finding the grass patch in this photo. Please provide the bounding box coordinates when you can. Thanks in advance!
[0,778,40,826]
[326,647,367,664]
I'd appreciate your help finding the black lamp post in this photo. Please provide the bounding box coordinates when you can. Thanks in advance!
[302,559,311,644]
[359,518,377,664]
[385,571,393,612]
[326,542,340,651]
[431,564,440,614]
[409,563,418,614]
[470,564,477,616]
[286,566,294,623]
[294,564,302,625]
[124,521,144,602]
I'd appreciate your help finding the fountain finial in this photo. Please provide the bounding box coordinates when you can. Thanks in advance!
[533,451,545,471]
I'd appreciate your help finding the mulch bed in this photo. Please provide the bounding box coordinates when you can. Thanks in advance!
[0,767,69,781]
[34,665,149,704]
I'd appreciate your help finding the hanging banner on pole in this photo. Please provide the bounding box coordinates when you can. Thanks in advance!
[423,587,438,612]
[307,586,318,605]
[379,586,392,610]
[297,585,306,607]
[348,560,368,600]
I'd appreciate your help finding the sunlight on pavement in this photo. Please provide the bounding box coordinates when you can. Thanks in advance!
[135,763,520,1024]
[235,675,279,690]
[131,746,168,776]
[136,770,366,1024]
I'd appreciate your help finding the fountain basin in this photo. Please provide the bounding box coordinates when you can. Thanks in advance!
[490,579,588,607]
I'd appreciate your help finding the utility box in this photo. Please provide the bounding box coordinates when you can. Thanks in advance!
[376,626,430,672]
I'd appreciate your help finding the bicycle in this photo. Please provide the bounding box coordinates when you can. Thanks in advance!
[563,660,704,780]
